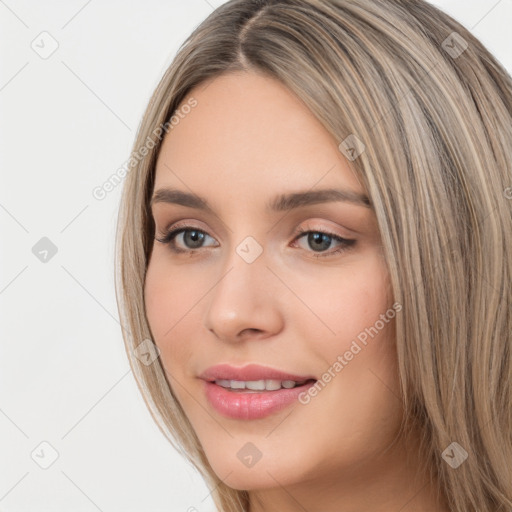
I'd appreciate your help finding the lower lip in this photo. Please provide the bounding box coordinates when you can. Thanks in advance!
[203,380,316,420]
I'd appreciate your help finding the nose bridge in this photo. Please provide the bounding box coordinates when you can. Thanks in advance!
[212,232,269,311]
[219,229,269,289]
[203,232,283,341]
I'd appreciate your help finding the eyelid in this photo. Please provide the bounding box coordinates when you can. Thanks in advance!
[155,219,357,259]
[291,224,356,258]
[293,220,354,239]
[155,221,217,248]
[157,217,353,240]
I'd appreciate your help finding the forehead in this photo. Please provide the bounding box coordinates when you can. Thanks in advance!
[154,71,364,198]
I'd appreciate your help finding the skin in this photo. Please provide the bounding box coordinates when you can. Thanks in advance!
[144,71,450,512]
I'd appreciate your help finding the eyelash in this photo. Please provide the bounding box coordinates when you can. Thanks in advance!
[155,222,356,259]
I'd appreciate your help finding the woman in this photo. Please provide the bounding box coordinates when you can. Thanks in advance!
[115,1,512,511]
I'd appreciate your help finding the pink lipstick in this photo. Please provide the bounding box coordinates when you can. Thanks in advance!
[199,363,317,420]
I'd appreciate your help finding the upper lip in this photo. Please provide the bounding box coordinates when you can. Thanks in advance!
[199,363,316,382]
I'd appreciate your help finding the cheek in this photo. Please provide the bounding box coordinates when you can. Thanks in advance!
[294,251,399,415]
[144,253,204,339]
[143,255,200,374]
[144,260,170,336]
[296,251,393,344]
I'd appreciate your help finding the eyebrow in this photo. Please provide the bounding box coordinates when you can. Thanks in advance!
[150,187,372,212]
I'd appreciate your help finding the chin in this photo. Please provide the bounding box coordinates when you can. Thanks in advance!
[202,438,313,491]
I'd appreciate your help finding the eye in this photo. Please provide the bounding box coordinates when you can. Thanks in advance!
[155,223,356,258]
[292,226,356,258]
[155,223,217,253]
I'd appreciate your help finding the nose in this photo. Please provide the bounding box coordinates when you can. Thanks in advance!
[202,242,284,343]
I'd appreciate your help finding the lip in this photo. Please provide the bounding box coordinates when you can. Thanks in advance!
[198,363,316,382]
[199,363,317,420]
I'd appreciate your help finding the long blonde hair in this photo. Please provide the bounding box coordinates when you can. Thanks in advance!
[115,1,512,510]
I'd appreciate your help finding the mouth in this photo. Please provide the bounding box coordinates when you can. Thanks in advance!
[210,378,317,393]
[199,363,317,420]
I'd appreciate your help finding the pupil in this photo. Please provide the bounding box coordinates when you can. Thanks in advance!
[185,230,204,248]
[309,232,330,252]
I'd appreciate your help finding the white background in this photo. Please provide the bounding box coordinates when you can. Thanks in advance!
[0,1,510,511]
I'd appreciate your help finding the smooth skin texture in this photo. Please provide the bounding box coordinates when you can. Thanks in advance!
[144,71,450,512]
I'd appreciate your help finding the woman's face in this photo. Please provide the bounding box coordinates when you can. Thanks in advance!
[145,71,403,495]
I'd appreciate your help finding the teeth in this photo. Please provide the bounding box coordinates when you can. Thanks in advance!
[245,380,266,391]
[214,379,307,391]
[264,379,282,391]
